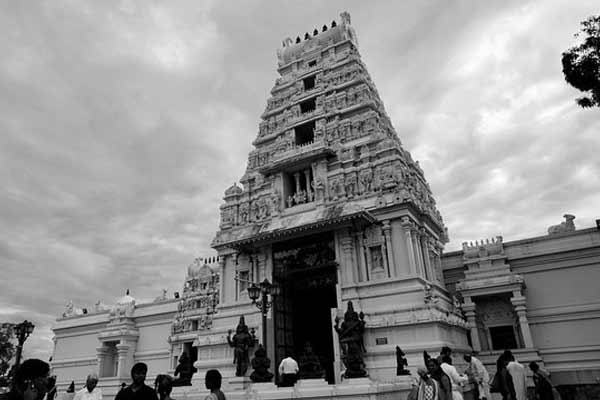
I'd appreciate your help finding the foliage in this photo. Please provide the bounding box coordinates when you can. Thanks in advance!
[0,324,15,387]
[561,15,600,108]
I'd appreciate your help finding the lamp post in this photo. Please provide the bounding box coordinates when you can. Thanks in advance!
[247,279,280,356]
[13,320,35,368]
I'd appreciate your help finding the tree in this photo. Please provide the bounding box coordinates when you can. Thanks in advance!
[0,323,16,387]
[561,16,600,108]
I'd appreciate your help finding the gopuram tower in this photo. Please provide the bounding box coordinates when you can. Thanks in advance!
[210,12,469,384]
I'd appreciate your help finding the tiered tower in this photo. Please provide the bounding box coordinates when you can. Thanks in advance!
[209,12,469,383]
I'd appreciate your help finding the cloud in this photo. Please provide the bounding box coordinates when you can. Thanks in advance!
[1,0,599,360]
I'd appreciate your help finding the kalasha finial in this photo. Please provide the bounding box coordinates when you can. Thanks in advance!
[296,36,301,43]
[304,32,310,40]
[322,24,328,32]
[331,20,337,28]
[313,29,318,36]
[126,288,130,295]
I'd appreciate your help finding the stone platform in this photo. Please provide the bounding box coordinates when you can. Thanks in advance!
[171,377,414,400]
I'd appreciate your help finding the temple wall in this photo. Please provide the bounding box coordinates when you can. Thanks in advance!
[442,226,600,386]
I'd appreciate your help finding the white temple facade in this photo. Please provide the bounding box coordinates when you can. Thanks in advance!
[51,13,600,400]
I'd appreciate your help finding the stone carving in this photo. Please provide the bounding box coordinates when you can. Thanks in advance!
[153,289,168,303]
[298,342,324,379]
[63,300,74,318]
[423,283,438,305]
[250,345,274,382]
[334,301,367,378]
[462,236,504,259]
[239,202,249,224]
[548,214,576,235]
[227,316,256,377]
[173,352,193,386]
[396,346,410,375]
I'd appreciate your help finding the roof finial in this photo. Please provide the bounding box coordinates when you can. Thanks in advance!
[304,32,310,40]
[322,24,328,32]
[331,20,337,28]
[313,28,318,36]
[126,288,130,295]
[296,36,301,44]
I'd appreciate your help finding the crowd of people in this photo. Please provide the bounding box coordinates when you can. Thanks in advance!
[3,359,225,400]
[411,348,560,400]
[5,350,561,400]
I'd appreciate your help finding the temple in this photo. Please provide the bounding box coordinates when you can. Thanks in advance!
[51,13,600,400]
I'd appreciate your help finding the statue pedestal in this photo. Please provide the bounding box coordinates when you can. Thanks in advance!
[295,378,332,397]
[296,378,329,387]
[336,377,373,396]
[228,376,252,391]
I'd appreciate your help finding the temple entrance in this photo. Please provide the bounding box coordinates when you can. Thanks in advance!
[273,233,338,384]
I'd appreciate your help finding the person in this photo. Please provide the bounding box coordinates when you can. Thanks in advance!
[504,351,527,400]
[529,362,559,400]
[409,368,439,400]
[45,376,57,400]
[440,355,468,400]
[73,374,101,400]
[278,355,299,387]
[115,363,158,400]
[494,355,516,400]
[173,353,193,386]
[204,370,225,400]
[154,375,174,400]
[7,359,50,400]
[427,358,451,400]
[463,353,490,400]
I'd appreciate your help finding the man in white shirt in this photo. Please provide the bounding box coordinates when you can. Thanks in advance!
[278,355,299,387]
[73,373,102,400]
[504,351,527,400]
[463,353,490,400]
[440,355,468,400]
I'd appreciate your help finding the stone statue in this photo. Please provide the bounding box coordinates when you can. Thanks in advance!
[227,316,256,376]
[249,345,274,382]
[63,300,74,318]
[396,346,410,375]
[173,352,193,386]
[548,214,576,235]
[298,342,324,379]
[334,301,367,378]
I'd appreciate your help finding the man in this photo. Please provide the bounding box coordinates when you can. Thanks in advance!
[73,374,101,400]
[278,354,299,387]
[7,359,50,400]
[440,355,468,400]
[463,353,490,400]
[115,363,158,400]
[503,351,527,400]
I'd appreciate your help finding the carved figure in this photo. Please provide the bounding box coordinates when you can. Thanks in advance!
[239,203,249,224]
[547,214,576,235]
[312,178,325,201]
[396,346,410,375]
[298,342,324,379]
[249,345,274,382]
[173,352,194,386]
[63,300,74,318]
[227,316,256,376]
[286,195,294,208]
[334,301,367,378]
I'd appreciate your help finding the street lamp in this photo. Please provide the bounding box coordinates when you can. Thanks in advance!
[13,320,35,367]
[247,279,280,357]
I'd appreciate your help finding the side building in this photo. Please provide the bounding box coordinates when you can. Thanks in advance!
[442,215,600,397]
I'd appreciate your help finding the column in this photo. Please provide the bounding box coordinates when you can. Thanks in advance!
[340,235,356,284]
[115,343,130,379]
[462,297,481,352]
[511,291,534,348]
[382,220,395,278]
[412,230,425,278]
[304,169,312,200]
[294,172,301,194]
[401,217,417,275]
[218,256,225,305]
[96,346,108,377]
[353,230,368,282]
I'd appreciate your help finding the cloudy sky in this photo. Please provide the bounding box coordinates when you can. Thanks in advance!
[1,0,598,361]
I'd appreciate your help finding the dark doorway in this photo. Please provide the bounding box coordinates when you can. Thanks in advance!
[272,233,338,384]
[489,325,518,350]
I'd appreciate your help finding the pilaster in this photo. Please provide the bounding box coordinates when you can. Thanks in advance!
[462,297,481,352]
[511,291,534,348]
[115,343,130,379]
[340,234,356,284]
[400,217,417,276]
[382,220,395,278]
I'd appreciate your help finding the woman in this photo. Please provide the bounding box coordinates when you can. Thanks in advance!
[494,355,516,400]
[427,358,452,400]
[204,369,225,400]
[529,362,560,400]
[154,374,174,400]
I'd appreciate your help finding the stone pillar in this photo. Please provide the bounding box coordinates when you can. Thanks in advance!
[419,228,432,281]
[354,230,368,282]
[401,217,417,275]
[304,169,312,200]
[294,172,301,194]
[96,346,108,377]
[412,230,425,278]
[511,291,534,348]
[382,220,395,278]
[116,343,130,379]
[218,256,225,305]
[462,298,481,352]
[340,235,356,284]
